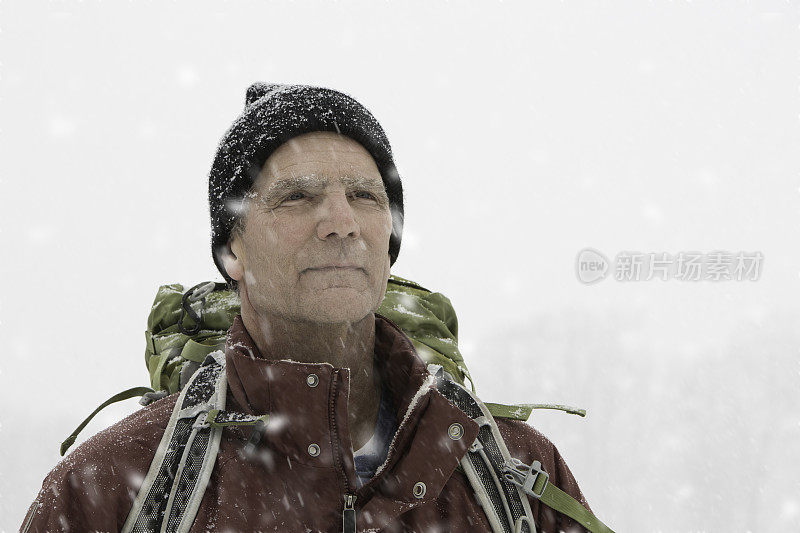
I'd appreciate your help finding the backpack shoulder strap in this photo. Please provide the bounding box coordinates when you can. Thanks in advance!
[123,350,269,533]
[122,351,228,533]
[429,365,614,533]
[430,364,537,533]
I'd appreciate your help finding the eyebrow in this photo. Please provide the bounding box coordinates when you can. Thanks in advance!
[260,174,389,205]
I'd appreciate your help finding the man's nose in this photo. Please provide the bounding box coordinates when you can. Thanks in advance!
[316,192,359,241]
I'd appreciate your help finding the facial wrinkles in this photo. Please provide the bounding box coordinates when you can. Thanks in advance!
[257,173,390,209]
[239,174,391,275]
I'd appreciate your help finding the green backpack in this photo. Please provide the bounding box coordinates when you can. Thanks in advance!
[61,274,584,456]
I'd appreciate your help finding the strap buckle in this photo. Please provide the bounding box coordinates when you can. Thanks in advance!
[193,410,212,429]
[503,458,549,499]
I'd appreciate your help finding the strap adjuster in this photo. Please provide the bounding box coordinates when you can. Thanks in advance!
[503,458,549,499]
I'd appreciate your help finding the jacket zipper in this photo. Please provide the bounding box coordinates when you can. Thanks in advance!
[342,494,357,533]
[330,370,357,532]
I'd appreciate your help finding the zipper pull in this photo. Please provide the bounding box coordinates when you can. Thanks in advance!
[342,494,356,533]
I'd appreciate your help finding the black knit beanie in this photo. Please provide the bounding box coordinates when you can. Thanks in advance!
[208,83,404,286]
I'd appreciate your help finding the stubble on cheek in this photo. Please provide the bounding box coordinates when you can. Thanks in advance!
[245,214,292,289]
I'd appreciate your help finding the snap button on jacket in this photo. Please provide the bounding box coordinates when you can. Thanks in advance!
[22,314,592,532]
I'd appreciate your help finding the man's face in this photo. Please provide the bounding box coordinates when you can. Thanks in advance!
[226,131,393,325]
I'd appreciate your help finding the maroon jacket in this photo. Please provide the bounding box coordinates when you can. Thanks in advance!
[22,314,591,532]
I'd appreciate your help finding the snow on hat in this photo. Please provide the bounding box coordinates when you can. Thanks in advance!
[208,82,404,286]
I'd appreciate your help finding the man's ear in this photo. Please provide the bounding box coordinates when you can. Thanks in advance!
[222,238,245,282]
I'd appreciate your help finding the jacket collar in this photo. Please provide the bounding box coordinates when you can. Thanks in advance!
[224,312,434,424]
[223,312,479,525]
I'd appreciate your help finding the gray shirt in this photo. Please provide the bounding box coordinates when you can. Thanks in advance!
[353,384,397,487]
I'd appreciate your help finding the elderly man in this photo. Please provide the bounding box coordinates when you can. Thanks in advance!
[22,84,605,532]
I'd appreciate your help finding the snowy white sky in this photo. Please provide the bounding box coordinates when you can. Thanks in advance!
[2,1,799,531]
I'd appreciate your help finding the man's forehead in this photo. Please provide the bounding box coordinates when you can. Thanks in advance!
[265,173,385,192]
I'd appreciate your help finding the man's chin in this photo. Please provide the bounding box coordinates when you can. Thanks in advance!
[299,289,376,324]
[304,310,375,326]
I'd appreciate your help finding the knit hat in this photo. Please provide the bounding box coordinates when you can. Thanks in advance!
[208,83,404,286]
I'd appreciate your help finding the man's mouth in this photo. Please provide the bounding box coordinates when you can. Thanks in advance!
[306,265,363,272]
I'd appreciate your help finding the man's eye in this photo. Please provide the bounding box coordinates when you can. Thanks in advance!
[283,192,307,202]
[352,191,377,201]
